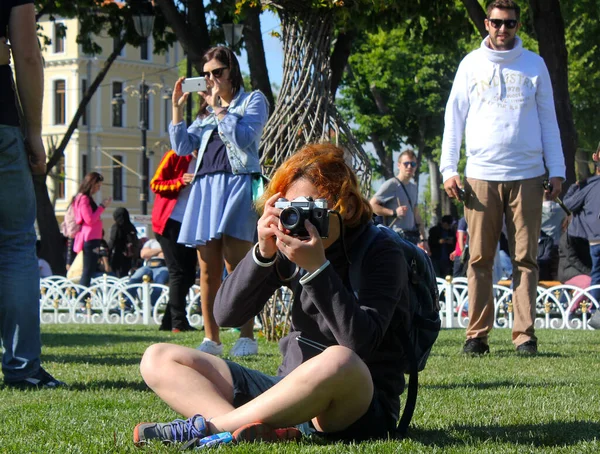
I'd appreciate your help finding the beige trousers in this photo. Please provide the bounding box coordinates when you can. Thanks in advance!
[464,176,544,347]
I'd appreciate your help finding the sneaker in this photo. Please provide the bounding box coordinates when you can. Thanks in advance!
[133,414,208,446]
[232,422,302,443]
[462,338,490,356]
[230,337,258,357]
[5,367,66,389]
[588,311,600,330]
[516,340,538,355]
[197,338,224,356]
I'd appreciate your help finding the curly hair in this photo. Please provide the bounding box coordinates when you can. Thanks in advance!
[257,143,372,228]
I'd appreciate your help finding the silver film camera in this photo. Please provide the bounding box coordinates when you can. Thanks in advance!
[274,197,330,238]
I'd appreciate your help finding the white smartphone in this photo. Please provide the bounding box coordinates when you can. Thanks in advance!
[181,77,207,93]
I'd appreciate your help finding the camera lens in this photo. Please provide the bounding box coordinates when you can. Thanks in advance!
[280,207,301,230]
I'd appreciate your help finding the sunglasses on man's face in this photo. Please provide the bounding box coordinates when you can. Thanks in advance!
[201,67,228,79]
[487,18,518,29]
[402,162,417,169]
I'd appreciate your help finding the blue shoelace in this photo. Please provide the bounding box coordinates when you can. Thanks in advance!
[168,415,206,442]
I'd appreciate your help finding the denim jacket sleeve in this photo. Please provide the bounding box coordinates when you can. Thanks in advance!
[169,118,204,156]
[218,91,268,151]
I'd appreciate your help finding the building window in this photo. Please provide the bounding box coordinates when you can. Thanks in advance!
[54,80,66,125]
[112,82,123,127]
[53,22,65,53]
[57,157,65,199]
[81,154,88,181]
[113,155,123,201]
[81,79,88,126]
[140,38,149,60]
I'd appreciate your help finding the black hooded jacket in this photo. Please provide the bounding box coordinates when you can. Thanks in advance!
[108,208,139,277]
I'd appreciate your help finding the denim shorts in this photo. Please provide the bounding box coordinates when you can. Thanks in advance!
[225,360,398,442]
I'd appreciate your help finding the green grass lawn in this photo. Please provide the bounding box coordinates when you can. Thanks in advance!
[0,325,599,453]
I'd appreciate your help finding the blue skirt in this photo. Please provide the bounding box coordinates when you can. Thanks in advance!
[177,173,257,246]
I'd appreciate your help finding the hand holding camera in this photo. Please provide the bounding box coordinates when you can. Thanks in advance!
[257,194,330,272]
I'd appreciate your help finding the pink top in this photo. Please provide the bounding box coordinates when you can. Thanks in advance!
[73,194,105,253]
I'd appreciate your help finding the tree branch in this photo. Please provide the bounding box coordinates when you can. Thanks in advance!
[461,0,487,38]
[46,39,126,173]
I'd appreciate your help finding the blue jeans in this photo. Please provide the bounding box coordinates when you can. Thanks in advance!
[128,266,169,307]
[590,244,600,303]
[0,126,41,382]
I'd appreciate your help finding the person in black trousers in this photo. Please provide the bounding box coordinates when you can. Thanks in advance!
[150,149,199,332]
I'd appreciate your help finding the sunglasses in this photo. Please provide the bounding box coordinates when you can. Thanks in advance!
[402,162,417,168]
[201,67,228,79]
[487,18,518,29]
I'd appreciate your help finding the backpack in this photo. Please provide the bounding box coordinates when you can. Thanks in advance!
[60,198,81,239]
[349,223,441,438]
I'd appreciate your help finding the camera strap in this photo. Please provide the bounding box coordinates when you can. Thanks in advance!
[395,177,415,213]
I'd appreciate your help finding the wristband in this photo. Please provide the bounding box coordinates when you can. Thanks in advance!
[99,203,106,209]
[252,242,276,267]
[299,260,331,285]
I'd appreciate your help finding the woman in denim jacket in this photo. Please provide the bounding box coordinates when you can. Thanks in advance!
[169,46,268,357]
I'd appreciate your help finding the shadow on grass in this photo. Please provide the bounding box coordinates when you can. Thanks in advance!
[422,379,583,391]
[409,421,600,447]
[42,353,141,366]
[0,379,149,392]
[41,332,157,347]
[66,379,150,392]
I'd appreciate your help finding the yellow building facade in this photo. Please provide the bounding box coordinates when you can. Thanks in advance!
[39,16,182,236]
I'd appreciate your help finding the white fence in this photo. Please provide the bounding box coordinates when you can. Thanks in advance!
[38,274,599,330]
[437,277,600,330]
[39,274,203,326]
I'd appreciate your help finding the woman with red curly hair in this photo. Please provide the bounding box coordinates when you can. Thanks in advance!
[133,143,409,447]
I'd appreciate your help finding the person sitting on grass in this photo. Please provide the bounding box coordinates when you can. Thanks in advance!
[132,143,410,448]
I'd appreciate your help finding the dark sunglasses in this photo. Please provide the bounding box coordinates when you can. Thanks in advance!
[201,67,228,79]
[402,162,417,168]
[488,18,518,29]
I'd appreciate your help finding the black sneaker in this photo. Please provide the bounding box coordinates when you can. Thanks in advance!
[462,338,490,356]
[516,340,538,355]
[5,367,66,389]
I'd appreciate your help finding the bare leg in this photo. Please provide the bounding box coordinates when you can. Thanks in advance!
[142,343,374,435]
[222,235,254,339]
[140,343,236,417]
[197,240,224,343]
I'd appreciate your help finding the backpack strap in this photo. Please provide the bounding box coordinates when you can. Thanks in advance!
[348,224,379,297]
[348,224,419,439]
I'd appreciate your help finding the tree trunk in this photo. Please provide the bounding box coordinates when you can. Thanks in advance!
[529,0,577,189]
[370,134,393,180]
[427,156,441,224]
[243,5,275,114]
[460,0,487,39]
[34,175,66,275]
[330,30,355,97]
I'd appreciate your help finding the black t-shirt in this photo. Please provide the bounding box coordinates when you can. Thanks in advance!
[0,0,34,127]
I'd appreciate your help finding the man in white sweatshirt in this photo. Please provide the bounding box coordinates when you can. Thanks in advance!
[440,0,565,356]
